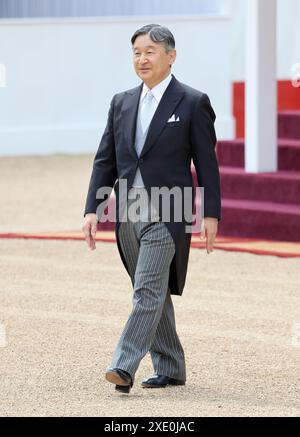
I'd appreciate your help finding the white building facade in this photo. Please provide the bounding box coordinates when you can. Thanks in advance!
[0,0,299,156]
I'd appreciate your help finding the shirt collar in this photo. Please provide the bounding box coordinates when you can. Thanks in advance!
[141,73,173,103]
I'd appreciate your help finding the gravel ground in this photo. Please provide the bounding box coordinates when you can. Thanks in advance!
[0,154,299,417]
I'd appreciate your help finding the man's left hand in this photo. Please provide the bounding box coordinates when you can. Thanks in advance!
[200,217,218,254]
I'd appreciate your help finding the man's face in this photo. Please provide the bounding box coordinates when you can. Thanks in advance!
[133,34,176,88]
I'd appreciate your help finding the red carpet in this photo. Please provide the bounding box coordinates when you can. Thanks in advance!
[278,111,300,140]
[1,231,300,258]
[213,110,300,242]
[217,138,300,171]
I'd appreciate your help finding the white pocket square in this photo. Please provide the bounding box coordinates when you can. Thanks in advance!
[167,114,180,123]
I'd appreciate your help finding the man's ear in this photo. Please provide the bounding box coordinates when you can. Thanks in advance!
[169,49,177,67]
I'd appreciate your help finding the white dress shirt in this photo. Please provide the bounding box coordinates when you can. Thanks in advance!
[140,73,173,107]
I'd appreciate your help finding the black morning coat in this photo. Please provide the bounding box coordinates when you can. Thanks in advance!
[84,75,221,296]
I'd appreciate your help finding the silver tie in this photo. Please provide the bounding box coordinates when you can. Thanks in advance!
[140,90,156,134]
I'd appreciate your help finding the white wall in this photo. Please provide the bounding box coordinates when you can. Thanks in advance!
[0,14,234,155]
[0,0,225,17]
[229,0,300,81]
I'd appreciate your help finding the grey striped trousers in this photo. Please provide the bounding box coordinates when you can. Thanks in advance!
[108,187,186,382]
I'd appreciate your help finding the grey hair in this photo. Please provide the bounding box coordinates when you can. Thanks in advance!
[131,24,175,53]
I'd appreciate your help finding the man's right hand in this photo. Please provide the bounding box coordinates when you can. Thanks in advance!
[82,213,98,250]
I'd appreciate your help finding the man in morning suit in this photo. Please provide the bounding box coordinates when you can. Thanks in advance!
[82,24,221,394]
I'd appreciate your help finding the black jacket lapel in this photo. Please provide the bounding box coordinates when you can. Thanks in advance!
[140,76,185,158]
[120,75,185,160]
[120,83,143,160]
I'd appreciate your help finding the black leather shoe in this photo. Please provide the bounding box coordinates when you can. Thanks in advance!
[141,374,185,388]
[105,368,133,393]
